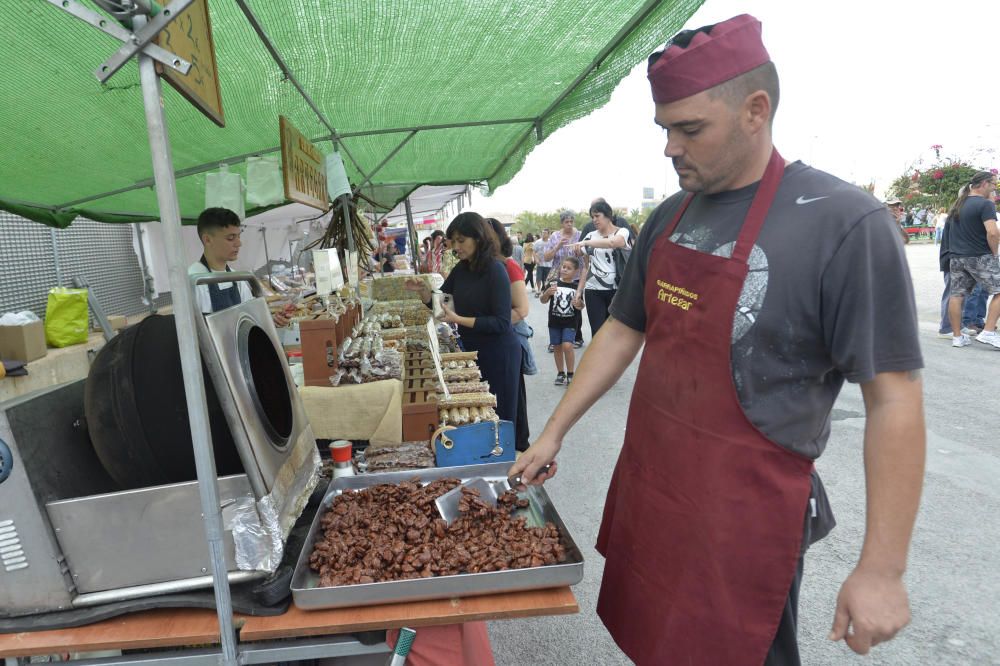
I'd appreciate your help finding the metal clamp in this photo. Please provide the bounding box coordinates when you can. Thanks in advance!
[193,271,264,297]
[44,0,193,82]
[431,425,456,450]
[490,419,503,457]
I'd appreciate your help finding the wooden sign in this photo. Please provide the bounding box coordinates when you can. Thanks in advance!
[155,0,225,127]
[279,116,329,211]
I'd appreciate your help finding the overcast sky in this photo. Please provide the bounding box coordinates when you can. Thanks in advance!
[473,0,1000,216]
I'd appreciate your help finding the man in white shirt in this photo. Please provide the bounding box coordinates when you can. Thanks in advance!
[188,207,291,326]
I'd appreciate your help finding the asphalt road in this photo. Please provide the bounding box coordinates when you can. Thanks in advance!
[488,242,1000,665]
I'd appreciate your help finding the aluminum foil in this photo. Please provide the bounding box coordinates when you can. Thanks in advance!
[228,433,321,572]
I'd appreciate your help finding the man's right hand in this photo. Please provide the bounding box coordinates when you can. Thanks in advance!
[829,565,911,655]
[509,434,561,487]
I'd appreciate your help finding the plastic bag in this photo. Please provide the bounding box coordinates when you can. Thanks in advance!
[44,287,89,347]
[246,156,284,207]
[325,152,351,199]
[205,164,245,220]
[0,311,41,326]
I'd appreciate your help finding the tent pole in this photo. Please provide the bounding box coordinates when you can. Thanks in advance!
[134,15,239,666]
[339,195,361,298]
[404,197,419,273]
[50,228,62,286]
[353,130,418,192]
[232,0,368,182]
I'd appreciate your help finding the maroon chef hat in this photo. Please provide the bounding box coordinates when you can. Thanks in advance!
[647,14,770,105]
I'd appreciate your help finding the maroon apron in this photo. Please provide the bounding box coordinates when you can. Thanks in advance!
[595,150,814,665]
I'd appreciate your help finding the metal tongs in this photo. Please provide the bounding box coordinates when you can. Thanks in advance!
[434,464,552,526]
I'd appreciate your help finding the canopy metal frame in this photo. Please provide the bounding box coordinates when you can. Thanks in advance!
[41,0,673,221]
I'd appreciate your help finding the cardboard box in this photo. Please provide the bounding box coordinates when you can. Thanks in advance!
[0,320,47,363]
[91,315,128,333]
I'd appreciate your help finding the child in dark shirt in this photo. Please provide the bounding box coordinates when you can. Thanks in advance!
[541,257,583,385]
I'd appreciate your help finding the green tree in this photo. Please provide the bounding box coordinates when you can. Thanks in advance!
[624,207,654,228]
[512,211,560,237]
[887,158,990,214]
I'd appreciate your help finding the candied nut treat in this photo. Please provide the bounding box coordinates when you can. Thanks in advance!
[308,479,567,587]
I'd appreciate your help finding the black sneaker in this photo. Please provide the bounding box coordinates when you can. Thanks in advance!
[554,372,566,386]
[565,373,574,386]
[573,340,583,349]
[547,344,555,353]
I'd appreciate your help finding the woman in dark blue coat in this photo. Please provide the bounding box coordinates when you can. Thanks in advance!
[406,212,521,424]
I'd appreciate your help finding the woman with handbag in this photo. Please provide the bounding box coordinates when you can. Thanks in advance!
[405,213,521,426]
[486,218,535,452]
[573,199,631,334]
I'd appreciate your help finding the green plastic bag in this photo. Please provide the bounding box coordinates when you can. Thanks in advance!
[44,287,89,348]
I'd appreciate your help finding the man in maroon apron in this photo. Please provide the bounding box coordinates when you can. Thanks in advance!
[510,14,926,665]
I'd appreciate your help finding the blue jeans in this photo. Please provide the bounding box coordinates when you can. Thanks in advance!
[941,273,988,333]
[965,284,988,327]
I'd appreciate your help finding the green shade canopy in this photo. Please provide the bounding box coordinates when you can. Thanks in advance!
[0,0,703,227]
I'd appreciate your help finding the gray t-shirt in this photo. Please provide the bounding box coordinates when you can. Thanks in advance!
[949,196,998,257]
[610,161,923,460]
[511,243,524,267]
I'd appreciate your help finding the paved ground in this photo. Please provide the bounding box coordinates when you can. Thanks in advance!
[488,242,1000,665]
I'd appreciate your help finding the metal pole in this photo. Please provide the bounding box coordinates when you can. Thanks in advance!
[352,130,417,191]
[339,195,360,298]
[133,222,157,313]
[404,197,419,273]
[134,14,239,666]
[50,228,62,286]
[232,0,367,181]
[260,225,271,288]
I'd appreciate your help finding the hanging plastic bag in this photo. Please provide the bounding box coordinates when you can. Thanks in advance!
[325,152,351,199]
[205,164,245,220]
[246,156,284,207]
[44,287,89,348]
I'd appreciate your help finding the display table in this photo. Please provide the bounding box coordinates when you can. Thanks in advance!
[0,587,578,659]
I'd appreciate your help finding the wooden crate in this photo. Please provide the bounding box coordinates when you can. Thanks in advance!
[299,318,339,387]
[403,377,439,394]
[402,389,439,442]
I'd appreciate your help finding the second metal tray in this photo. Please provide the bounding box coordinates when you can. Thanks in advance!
[291,462,584,609]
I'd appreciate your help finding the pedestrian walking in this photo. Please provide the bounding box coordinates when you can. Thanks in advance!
[540,257,583,386]
[522,233,537,292]
[944,171,1000,347]
[573,199,631,334]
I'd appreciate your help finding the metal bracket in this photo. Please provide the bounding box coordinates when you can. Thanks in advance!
[43,0,193,82]
[71,276,117,342]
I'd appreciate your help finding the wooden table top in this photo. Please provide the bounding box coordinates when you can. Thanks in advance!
[0,587,578,658]
[239,587,579,641]
[0,608,229,658]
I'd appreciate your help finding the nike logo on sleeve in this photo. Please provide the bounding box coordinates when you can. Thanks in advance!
[796,195,830,205]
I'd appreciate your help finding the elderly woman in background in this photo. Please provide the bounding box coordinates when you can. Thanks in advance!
[406,213,520,425]
[574,199,631,334]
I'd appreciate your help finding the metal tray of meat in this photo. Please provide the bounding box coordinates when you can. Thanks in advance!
[290,462,584,609]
